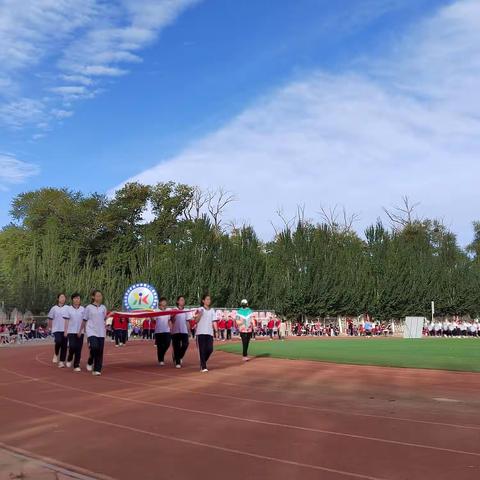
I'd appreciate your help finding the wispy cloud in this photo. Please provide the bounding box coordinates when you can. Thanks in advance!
[123,0,480,243]
[0,98,45,129]
[0,153,40,189]
[0,0,199,131]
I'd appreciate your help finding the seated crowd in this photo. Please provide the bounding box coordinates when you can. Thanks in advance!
[424,318,479,337]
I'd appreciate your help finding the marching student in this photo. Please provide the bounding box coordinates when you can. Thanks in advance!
[47,293,69,367]
[154,297,172,366]
[235,299,255,361]
[83,289,107,376]
[65,293,85,372]
[193,294,218,372]
[142,318,151,339]
[171,295,191,368]
[113,314,128,347]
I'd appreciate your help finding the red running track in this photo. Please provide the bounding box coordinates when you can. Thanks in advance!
[1,339,480,480]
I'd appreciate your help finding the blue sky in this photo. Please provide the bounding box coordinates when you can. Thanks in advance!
[1,0,479,243]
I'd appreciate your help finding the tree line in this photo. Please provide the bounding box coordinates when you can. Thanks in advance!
[1,182,479,320]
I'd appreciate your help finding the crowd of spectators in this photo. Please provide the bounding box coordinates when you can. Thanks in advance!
[424,318,479,337]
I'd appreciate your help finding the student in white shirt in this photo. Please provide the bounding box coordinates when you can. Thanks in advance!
[154,297,172,366]
[469,320,478,337]
[448,320,455,337]
[171,295,191,368]
[442,319,450,337]
[47,293,69,367]
[83,290,107,376]
[192,294,218,372]
[460,321,468,338]
[64,293,85,371]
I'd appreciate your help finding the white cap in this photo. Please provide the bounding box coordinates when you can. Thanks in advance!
[241,299,248,305]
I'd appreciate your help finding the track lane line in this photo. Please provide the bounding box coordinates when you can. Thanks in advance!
[4,367,480,459]
[0,394,388,480]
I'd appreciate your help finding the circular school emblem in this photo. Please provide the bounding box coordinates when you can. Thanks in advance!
[123,283,159,311]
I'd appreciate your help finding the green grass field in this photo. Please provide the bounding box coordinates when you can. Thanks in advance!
[217,337,480,372]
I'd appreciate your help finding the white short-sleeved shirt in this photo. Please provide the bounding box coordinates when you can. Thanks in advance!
[154,312,171,334]
[83,304,107,338]
[48,305,69,333]
[171,310,192,335]
[65,305,85,334]
[195,307,216,336]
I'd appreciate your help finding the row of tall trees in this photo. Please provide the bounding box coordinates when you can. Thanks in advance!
[1,183,479,320]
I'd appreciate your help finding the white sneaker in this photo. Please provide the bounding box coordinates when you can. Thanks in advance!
[86,363,93,372]
[115,344,120,348]
[58,362,65,368]
[119,343,123,346]
[176,364,181,369]
[92,371,101,376]
[52,354,59,363]
[201,368,208,373]
[159,361,165,366]
[243,356,250,362]
[74,367,81,372]
[66,361,72,368]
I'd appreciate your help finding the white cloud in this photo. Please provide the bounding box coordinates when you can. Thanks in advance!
[0,0,200,130]
[0,154,39,189]
[123,0,480,244]
[51,108,73,119]
[0,98,45,128]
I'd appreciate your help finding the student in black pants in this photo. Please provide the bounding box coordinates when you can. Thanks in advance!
[47,293,69,367]
[192,294,218,372]
[154,297,172,366]
[65,293,85,371]
[83,290,107,376]
[171,296,191,368]
[235,299,255,362]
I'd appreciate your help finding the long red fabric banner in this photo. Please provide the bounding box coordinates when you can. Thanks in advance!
[108,309,196,321]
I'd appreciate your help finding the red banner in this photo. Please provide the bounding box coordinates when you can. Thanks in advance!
[108,309,196,322]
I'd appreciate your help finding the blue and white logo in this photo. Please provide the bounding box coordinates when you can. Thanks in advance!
[123,283,159,311]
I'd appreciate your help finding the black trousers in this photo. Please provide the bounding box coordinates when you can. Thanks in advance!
[115,329,127,345]
[142,328,149,339]
[172,333,189,365]
[226,328,232,340]
[87,336,105,373]
[191,328,196,339]
[240,332,252,357]
[53,332,68,362]
[197,334,213,370]
[155,332,171,363]
[67,333,84,368]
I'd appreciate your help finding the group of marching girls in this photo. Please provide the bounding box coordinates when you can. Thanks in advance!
[153,295,255,372]
[48,290,257,375]
[48,290,106,376]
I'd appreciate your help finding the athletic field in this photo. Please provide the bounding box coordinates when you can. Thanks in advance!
[1,340,480,480]
[218,337,480,372]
